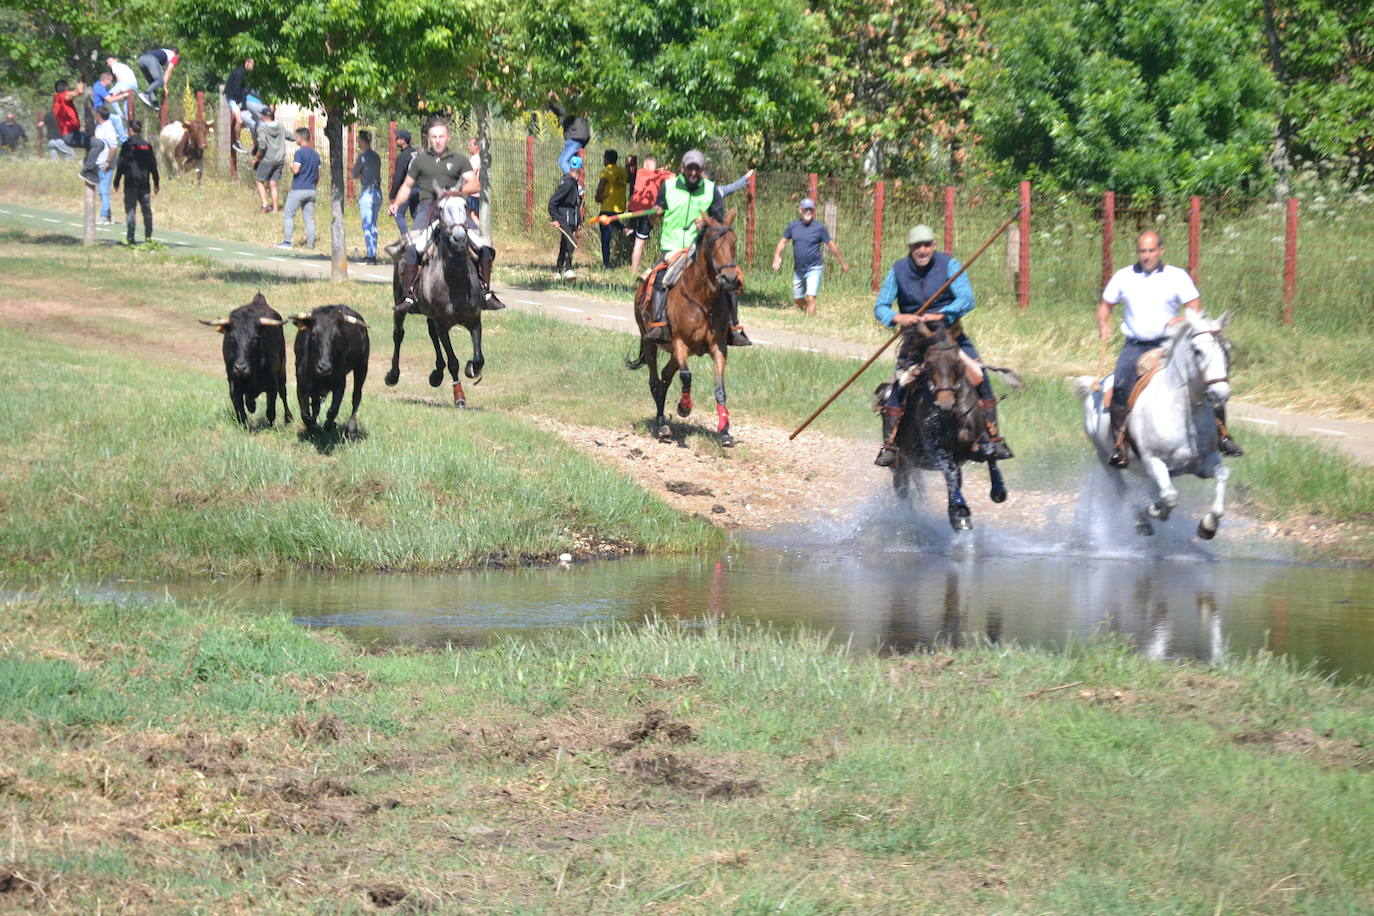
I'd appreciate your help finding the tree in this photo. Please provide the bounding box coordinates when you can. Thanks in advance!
[972,0,1277,194]
[494,0,826,162]
[1262,0,1374,185]
[800,0,989,179]
[0,0,173,88]
[175,0,483,279]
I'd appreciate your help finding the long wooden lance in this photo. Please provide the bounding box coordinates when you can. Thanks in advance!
[583,206,662,228]
[788,207,1024,441]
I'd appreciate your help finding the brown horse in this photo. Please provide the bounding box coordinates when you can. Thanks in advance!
[882,324,1009,530]
[626,212,742,446]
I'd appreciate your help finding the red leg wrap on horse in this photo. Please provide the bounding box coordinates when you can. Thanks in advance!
[453,382,466,404]
[717,404,730,432]
[679,392,692,414]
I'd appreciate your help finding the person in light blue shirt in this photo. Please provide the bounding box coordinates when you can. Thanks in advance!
[872,223,1012,466]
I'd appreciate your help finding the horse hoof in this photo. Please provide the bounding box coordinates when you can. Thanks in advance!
[1197,517,1219,540]
[465,360,482,381]
[657,424,673,442]
[1136,521,1155,536]
[990,487,1008,504]
[951,516,972,531]
[676,402,692,418]
[428,369,444,388]
[720,432,734,448]
[384,369,399,387]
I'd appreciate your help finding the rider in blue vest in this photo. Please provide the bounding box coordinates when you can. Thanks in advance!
[872,224,1014,467]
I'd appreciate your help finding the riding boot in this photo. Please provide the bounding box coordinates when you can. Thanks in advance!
[477,249,506,310]
[1108,402,1130,468]
[396,262,420,313]
[644,286,671,343]
[726,292,752,347]
[874,406,904,467]
[979,398,1014,460]
[1215,407,1244,457]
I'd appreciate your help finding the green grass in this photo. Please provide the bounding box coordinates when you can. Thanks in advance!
[3,593,1373,912]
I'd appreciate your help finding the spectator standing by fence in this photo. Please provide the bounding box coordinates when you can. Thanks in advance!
[134,48,178,109]
[548,95,589,175]
[594,148,628,268]
[390,130,418,236]
[0,113,27,154]
[772,197,848,316]
[352,130,382,264]
[253,107,285,213]
[83,108,120,224]
[113,119,158,245]
[549,154,583,278]
[276,127,319,250]
[627,156,673,272]
[466,136,482,214]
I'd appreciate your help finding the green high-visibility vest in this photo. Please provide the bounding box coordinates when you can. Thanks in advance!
[659,177,716,253]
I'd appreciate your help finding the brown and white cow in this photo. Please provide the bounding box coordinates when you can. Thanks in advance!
[158,118,214,184]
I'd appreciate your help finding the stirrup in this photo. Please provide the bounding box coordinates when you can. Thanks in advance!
[481,290,506,311]
[1218,435,1244,458]
[874,445,899,468]
[644,322,670,342]
[1108,447,1129,469]
[728,325,752,347]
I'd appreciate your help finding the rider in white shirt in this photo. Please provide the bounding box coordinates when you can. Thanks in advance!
[1097,230,1243,468]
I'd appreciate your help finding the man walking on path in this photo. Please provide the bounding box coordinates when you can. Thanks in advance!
[872,224,1012,466]
[0,113,27,154]
[594,148,628,268]
[135,48,179,109]
[548,94,589,175]
[390,130,418,236]
[276,128,319,250]
[253,107,285,213]
[352,130,383,264]
[772,197,848,315]
[113,118,159,245]
[1097,230,1244,467]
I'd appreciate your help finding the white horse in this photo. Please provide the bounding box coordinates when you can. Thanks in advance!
[1074,311,1233,539]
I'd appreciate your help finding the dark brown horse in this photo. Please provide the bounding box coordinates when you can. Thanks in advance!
[882,324,1008,530]
[626,212,742,445]
[384,193,485,406]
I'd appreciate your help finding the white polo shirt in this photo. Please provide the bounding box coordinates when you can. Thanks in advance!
[1102,263,1200,341]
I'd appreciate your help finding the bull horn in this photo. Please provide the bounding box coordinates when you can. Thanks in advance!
[342,314,368,327]
[294,312,311,320]
[258,316,284,326]
[199,317,231,328]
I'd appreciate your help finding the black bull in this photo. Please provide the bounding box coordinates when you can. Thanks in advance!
[200,292,291,427]
[291,305,370,437]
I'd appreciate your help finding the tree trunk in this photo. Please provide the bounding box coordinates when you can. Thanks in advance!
[325,103,348,281]
[474,100,492,234]
[1261,0,1292,197]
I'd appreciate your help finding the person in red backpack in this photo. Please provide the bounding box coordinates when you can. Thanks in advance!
[627,155,674,272]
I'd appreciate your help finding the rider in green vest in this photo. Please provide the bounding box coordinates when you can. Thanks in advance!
[644,149,750,347]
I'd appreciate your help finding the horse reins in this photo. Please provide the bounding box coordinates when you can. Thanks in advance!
[1191,328,1230,387]
[674,224,739,316]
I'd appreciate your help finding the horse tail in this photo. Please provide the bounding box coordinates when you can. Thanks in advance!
[1072,375,1097,402]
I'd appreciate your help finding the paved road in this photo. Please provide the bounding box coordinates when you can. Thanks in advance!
[3,199,1372,467]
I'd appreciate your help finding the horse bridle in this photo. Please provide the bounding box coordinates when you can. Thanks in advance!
[1190,328,1231,387]
[701,224,740,288]
[923,339,962,398]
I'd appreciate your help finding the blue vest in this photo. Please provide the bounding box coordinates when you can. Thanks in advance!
[892,252,954,315]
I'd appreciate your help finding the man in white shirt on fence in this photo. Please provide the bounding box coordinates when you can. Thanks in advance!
[1097,230,1243,468]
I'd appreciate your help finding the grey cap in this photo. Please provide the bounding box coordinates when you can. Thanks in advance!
[681,149,705,169]
[907,224,936,245]
[799,197,816,211]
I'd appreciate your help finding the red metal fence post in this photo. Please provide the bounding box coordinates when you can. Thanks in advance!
[159,94,168,130]
[36,115,42,157]
[127,97,135,124]
[388,121,397,184]
[346,125,355,201]
[524,134,535,234]
[872,180,886,292]
[308,113,316,139]
[1283,197,1299,325]
[746,171,757,264]
[1018,180,1031,309]
[195,91,203,121]
[807,172,818,204]
[1188,196,1201,284]
[1102,190,1115,290]
[944,186,956,251]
